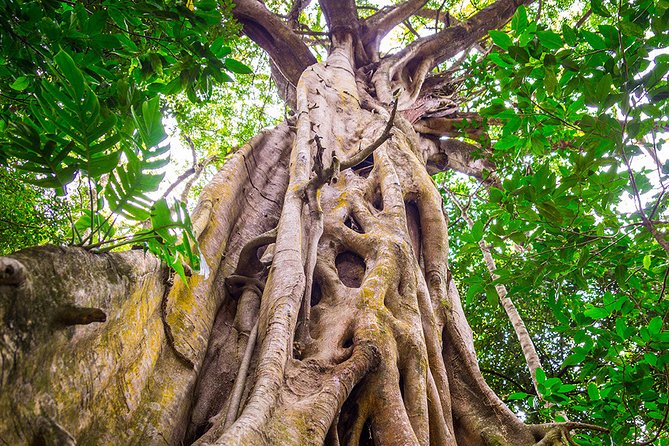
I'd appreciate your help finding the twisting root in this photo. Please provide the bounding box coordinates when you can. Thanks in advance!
[224,318,259,428]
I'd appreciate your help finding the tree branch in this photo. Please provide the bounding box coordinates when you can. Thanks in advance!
[376,0,533,102]
[286,0,312,29]
[341,97,398,171]
[319,0,359,40]
[422,135,498,186]
[362,0,429,48]
[232,0,316,102]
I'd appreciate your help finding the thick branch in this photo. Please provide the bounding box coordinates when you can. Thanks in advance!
[378,0,533,99]
[414,115,489,139]
[286,0,312,29]
[362,0,429,43]
[423,137,498,185]
[232,0,316,94]
[319,0,359,40]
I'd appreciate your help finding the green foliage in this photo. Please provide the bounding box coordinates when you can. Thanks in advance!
[445,1,669,443]
[0,0,250,277]
[0,168,70,255]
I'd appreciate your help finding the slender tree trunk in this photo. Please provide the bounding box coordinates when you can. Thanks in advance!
[0,1,594,445]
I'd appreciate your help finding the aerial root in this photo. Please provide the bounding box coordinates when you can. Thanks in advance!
[233,226,278,277]
[531,422,609,446]
[223,319,259,429]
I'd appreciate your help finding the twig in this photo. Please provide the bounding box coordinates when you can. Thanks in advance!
[340,97,398,171]
[480,367,535,395]
[575,9,592,28]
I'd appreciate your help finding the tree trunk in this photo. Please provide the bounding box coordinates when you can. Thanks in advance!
[0,2,579,445]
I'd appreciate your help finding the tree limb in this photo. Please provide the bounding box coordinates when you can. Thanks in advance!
[286,0,312,29]
[376,0,534,101]
[362,0,429,47]
[319,0,359,40]
[232,0,316,100]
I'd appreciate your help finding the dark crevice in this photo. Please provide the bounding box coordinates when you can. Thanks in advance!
[352,153,374,178]
[359,418,375,446]
[310,280,322,307]
[344,214,364,233]
[342,336,354,349]
[335,251,366,288]
[337,380,365,445]
[399,373,405,402]
[405,201,422,259]
[372,188,383,211]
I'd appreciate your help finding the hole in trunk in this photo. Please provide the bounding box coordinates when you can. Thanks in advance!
[342,336,353,349]
[335,251,366,288]
[310,280,322,307]
[344,214,364,233]
[399,373,405,402]
[372,188,383,211]
[352,153,374,178]
[405,201,422,259]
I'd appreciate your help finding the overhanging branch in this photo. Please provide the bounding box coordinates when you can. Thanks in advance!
[232,0,316,98]
[374,0,533,103]
[361,0,429,50]
[402,0,533,70]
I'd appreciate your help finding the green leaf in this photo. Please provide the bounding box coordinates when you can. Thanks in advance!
[537,30,563,50]
[471,221,484,242]
[587,382,600,400]
[562,24,578,46]
[643,254,651,270]
[590,0,611,17]
[224,58,253,75]
[511,6,528,34]
[507,392,528,400]
[619,20,645,37]
[536,201,563,224]
[584,306,610,319]
[489,30,513,50]
[648,317,663,336]
[10,76,30,91]
[582,31,607,50]
[54,50,85,97]
[563,352,586,367]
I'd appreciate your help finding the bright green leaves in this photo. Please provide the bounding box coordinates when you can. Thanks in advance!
[445,0,669,441]
[0,0,251,272]
[537,31,563,50]
[106,98,169,221]
[489,30,513,50]
[10,76,30,91]
[133,97,168,149]
[591,0,611,17]
[3,123,76,195]
[224,58,253,75]
[54,50,85,98]
[146,198,203,284]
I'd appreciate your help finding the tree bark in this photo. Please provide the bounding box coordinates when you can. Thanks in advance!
[1,2,585,445]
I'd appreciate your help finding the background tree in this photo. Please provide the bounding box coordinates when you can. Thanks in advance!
[1,0,668,445]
